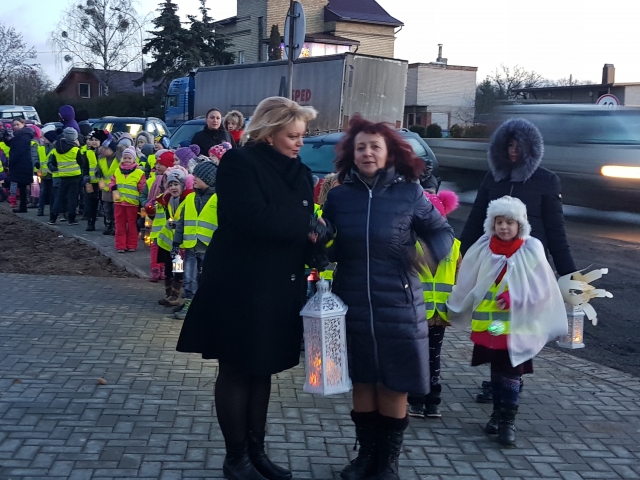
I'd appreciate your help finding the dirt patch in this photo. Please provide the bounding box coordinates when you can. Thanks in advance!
[0,209,135,278]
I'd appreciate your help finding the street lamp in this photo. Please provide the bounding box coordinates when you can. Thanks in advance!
[113,7,147,97]
[8,64,36,105]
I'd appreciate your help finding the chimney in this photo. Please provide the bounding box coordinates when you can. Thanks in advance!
[602,64,615,84]
[436,44,447,65]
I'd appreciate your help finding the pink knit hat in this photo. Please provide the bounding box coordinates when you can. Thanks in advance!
[424,190,459,219]
[120,147,137,167]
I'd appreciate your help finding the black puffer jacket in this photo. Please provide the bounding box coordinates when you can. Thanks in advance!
[190,126,236,154]
[8,128,35,185]
[460,118,576,275]
[322,168,454,393]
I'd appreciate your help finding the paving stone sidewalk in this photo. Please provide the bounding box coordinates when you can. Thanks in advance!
[1,273,640,480]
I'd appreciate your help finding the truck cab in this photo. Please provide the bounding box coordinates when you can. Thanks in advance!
[165,76,195,131]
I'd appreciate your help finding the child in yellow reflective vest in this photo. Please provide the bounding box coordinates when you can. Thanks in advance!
[447,196,567,447]
[408,191,461,419]
[109,147,145,253]
[172,160,218,319]
[155,167,193,307]
[82,129,109,231]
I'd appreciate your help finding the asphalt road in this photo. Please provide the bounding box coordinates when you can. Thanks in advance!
[446,196,640,377]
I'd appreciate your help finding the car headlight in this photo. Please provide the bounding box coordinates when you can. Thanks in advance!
[600,166,640,179]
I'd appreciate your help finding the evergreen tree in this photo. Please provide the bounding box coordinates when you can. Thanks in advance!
[187,0,235,67]
[141,0,191,84]
[268,25,282,61]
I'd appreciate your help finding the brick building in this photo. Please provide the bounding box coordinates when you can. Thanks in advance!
[54,68,161,99]
[404,46,477,129]
[215,0,403,64]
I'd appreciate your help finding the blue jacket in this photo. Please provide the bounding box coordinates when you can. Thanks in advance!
[8,128,35,185]
[322,167,454,393]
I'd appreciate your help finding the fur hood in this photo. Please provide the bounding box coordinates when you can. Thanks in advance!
[483,195,531,238]
[487,118,544,183]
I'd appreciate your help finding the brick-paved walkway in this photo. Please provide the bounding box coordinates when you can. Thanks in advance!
[1,273,640,480]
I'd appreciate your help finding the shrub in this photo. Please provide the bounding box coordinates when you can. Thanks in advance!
[425,123,443,138]
[408,124,427,137]
[449,124,463,138]
[462,124,489,138]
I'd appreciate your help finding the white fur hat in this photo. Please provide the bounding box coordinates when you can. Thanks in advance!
[483,196,531,238]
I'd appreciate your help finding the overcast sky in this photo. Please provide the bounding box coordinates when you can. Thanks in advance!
[3,0,638,87]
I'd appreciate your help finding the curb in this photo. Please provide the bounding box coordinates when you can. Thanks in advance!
[2,205,149,279]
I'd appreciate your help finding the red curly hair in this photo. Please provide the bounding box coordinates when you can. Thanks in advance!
[335,116,425,183]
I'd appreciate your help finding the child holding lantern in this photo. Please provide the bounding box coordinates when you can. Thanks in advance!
[95,140,119,235]
[155,166,193,307]
[446,196,567,447]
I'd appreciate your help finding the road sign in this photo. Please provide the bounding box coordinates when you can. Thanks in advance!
[596,94,620,108]
[284,1,306,61]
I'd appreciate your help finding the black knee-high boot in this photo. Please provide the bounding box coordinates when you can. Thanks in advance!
[340,410,378,480]
[223,440,268,480]
[498,405,518,447]
[248,431,292,480]
[376,415,409,480]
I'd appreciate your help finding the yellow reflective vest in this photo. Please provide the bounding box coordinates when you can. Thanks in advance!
[0,141,9,159]
[53,147,81,177]
[151,203,165,240]
[98,157,119,192]
[85,149,98,183]
[146,154,156,170]
[37,145,49,175]
[178,192,218,248]
[419,239,460,321]
[471,284,511,335]
[157,202,179,251]
[113,168,144,206]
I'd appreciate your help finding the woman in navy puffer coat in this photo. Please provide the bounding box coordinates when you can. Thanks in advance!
[322,117,454,480]
[8,124,35,213]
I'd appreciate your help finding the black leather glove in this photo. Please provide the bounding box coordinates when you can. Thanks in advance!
[171,244,180,257]
[310,215,334,245]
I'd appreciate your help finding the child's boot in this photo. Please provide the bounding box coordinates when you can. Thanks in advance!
[407,394,425,418]
[498,405,518,447]
[174,298,192,320]
[166,280,184,307]
[476,380,493,403]
[8,195,16,208]
[424,384,442,418]
[149,267,161,283]
[158,280,173,306]
[86,218,96,232]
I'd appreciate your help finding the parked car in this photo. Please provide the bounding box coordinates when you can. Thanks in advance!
[168,119,206,149]
[0,105,41,124]
[92,116,169,138]
[299,130,441,192]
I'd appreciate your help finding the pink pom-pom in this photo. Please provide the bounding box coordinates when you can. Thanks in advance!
[184,174,194,190]
[436,190,459,215]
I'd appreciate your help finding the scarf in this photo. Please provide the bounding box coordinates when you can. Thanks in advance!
[490,236,524,284]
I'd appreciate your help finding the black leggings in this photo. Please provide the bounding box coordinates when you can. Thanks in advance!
[215,362,272,448]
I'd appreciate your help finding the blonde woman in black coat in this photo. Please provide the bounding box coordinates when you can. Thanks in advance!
[177,97,327,480]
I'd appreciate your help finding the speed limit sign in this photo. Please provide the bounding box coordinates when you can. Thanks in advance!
[596,94,620,108]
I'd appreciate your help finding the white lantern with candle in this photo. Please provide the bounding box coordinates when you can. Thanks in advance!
[172,255,184,273]
[300,279,350,395]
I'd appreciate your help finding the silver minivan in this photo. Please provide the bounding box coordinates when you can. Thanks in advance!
[0,105,41,124]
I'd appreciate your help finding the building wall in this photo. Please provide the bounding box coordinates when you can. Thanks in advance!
[56,71,101,99]
[329,22,396,58]
[622,86,640,106]
[216,0,268,64]
[411,64,477,127]
[267,0,328,35]
[405,67,418,106]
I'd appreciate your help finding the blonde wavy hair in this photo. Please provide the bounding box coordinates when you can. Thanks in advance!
[244,97,317,143]
[224,110,245,130]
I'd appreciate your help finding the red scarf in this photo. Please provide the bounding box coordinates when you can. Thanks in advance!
[490,236,524,284]
[229,129,243,143]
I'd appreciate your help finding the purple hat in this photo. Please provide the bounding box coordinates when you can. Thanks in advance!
[174,145,200,168]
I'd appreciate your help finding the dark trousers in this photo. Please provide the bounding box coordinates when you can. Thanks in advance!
[52,176,80,221]
[84,187,100,221]
[102,200,114,225]
[38,178,54,213]
[16,183,27,211]
[408,325,446,404]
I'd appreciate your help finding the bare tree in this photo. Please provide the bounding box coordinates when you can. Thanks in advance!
[49,0,142,95]
[0,23,38,89]
[490,64,548,100]
[550,76,594,87]
[0,68,53,105]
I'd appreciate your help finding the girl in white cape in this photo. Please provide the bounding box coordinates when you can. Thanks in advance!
[446,196,567,447]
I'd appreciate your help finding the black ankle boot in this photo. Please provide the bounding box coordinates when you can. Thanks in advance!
[223,440,268,480]
[86,219,96,232]
[424,384,442,418]
[376,414,409,480]
[498,405,518,447]
[476,380,493,403]
[248,431,292,480]
[341,411,378,480]
[485,405,500,434]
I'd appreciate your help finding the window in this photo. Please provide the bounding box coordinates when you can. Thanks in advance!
[79,83,90,98]
[166,95,179,109]
[407,114,415,126]
[238,51,245,64]
[156,123,166,136]
[99,83,105,96]
[146,123,156,133]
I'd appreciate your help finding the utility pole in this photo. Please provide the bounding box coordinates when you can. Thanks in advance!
[287,0,295,99]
